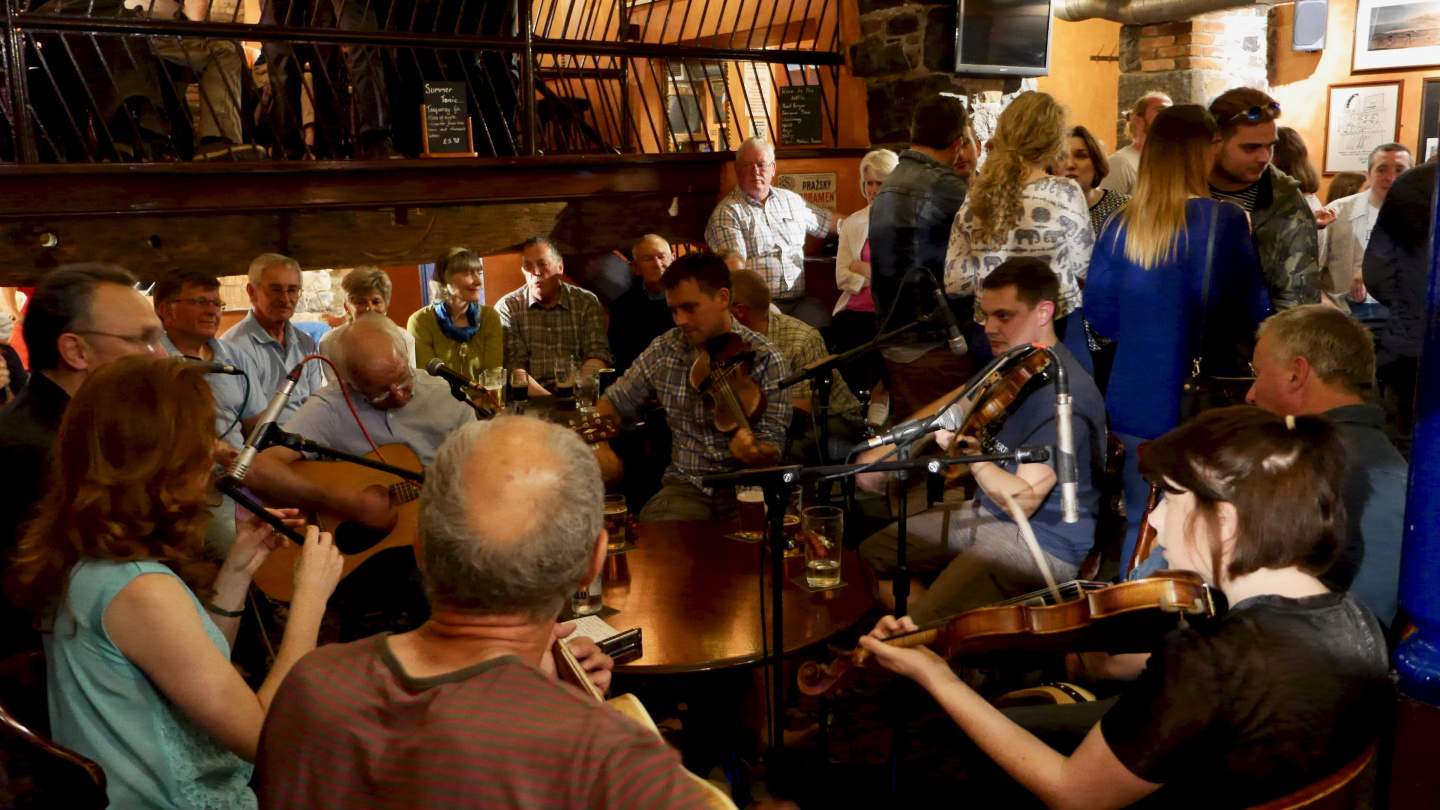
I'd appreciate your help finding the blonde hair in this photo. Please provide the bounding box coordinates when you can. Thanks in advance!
[965,92,1069,248]
[858,149,899,192]
[1118,105,1217,269]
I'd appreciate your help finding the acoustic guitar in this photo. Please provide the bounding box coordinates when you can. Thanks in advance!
[250,443,422,603]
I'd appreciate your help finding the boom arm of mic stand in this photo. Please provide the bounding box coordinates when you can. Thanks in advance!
[267,431,426,482]
[778,319,923,390]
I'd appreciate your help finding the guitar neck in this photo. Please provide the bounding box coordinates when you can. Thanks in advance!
[388,481,421,506]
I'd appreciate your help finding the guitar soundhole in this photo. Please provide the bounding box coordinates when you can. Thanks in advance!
[333,521,389,556]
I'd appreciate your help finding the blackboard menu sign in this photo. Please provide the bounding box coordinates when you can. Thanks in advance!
[778,86,823,146]
[423,81,472,155]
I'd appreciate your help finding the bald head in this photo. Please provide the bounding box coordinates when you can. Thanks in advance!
[333,314,410,406]
[418,416,605,617]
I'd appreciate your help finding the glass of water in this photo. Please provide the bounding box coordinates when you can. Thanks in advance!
[802,505,843,589]
[576,367,600,413]
[571,572,603,616]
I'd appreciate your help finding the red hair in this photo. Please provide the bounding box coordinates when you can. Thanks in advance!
[9,355,220,619]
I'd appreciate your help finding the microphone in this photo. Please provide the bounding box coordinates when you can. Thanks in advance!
[859,401,967,450]
[226,363,303,483]
[912,267,967,356]
[426,358,477,390]
[185,359,244,376]
[1047,349,1079,524]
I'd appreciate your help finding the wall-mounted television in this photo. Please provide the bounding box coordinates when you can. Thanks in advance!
[954,0,1054,78]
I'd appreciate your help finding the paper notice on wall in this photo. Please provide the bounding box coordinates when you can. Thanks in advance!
[1427,138,1438,162]
[775,172,838,211]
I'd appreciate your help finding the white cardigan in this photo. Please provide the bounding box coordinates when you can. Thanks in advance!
[834,204,873,315]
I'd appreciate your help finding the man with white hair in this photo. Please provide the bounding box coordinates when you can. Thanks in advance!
[220,252,326,422]
[705,137,836,328]
[256,415,713,809]
[245,313,475,530]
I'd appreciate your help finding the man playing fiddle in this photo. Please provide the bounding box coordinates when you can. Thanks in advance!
[597,251,792,522]
[857,258,1108,623]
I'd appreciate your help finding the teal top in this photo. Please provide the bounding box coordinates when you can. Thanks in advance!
[46,559,256,810]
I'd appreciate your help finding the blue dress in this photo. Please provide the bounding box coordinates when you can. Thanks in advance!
[1083,198,1270,441]
[47,559,256,810]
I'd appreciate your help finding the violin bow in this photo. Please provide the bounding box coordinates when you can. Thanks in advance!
[999,491,1064,606]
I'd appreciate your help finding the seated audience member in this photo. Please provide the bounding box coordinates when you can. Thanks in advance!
[857,260,1106,623]
[408,247,504,384]
[609,234,677,374]
[861,407,1392,807]
[946,91,1095,375]
[221,253,327,423]
[246,314,475,530]
[868,93,973,420]
[9,356,343,808]
[1363,157,1434,458]
[320,267,417,387]
[729,268,864,432]
[1247,306,1407,628]
[1084,105,1270,567]
[706,137,836,328]
[1325,143,1412,305]
[153,269,264,448]
[1099,91,1172,195]
[255,416,714,809]
[598,252,792,522]
[498,237,612,394]
[0,264,162,656]
[1207,88,1321,310]
[1325,171,1367,205]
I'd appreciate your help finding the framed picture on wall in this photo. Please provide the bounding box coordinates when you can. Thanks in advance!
[1324,82,1403,173]
[1421,78,1440,161]
[1354,0,1440,71]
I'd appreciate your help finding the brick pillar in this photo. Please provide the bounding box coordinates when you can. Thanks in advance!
[1113,7,1269,148]
[849,1,1035,148]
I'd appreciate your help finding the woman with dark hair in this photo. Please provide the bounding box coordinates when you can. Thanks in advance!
[1056,125,1130,235]
[9,356,342,808]
[1272,127,1336,281]
[1083,105,1271,566]
[861,406,1392,808]
[1325,171,1367,204]
[407,246,504,381]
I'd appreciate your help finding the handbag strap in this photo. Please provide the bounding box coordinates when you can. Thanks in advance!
[1189,200,1223,376]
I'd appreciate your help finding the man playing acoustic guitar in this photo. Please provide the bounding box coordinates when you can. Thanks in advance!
[856,258,1108,623]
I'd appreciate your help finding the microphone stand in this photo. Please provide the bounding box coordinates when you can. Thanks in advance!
[268,431,426,482]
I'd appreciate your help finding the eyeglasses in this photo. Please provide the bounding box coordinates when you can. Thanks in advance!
[173,296,224,309]
[1225,101,1281,125]
[359,369,415,406]
[738,160,774,174]
[72,328,166,348]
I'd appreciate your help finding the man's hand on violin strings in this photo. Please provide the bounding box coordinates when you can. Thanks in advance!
[858,615,956,689]
[729,427,777,467]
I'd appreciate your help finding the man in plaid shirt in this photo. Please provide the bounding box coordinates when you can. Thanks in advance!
[705,137,835,329]
[598,252,792,522]
[497,237,612,394]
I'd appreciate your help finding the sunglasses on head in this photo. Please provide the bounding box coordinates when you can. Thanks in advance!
[1225,101,1280,125]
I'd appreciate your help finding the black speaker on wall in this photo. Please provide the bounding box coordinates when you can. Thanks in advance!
[1293,0,1328,51]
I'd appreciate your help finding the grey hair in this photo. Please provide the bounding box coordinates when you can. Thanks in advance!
[341,267,394,304]
[247,253,302,286]
[419,416,604,617]
[330,312,409,388]
[738,136,774,164]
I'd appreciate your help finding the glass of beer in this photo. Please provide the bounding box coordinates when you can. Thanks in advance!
[782,490,804,556]
[481,367,505,409]
[604,494,627,550]
[802,506,843,588]
[737,486,765,540]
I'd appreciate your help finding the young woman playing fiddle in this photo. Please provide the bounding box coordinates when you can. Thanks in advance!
[860,406,1392,808]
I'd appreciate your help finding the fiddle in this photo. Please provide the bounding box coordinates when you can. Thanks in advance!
[942,347,1052,483]
[796,570,1216,697]
[689,332,767,433]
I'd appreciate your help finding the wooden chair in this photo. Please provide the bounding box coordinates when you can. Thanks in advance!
[1246,744,1377,810]
[0,651,108,810]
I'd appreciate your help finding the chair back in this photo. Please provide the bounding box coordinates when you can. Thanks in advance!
[0,651,108,809]
[1080,431,1128,581]
[1246,744,1377,810]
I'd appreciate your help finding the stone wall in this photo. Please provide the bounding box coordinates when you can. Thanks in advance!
[849,0,1036,148]
[1113,7,1270,147]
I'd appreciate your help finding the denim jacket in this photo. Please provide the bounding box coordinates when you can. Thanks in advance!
[868,149,969,331]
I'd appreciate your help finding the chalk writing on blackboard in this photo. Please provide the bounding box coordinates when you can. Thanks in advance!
[423,81,470,155]
[778,85,823,147]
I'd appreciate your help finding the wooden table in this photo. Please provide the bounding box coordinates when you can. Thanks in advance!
[599,520,871,675]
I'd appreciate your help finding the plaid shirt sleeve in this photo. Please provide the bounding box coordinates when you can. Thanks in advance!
[802,200,835,239]
[705,197,748,259]
[576,291,613,366]
[498,295,530,371]
[602,340,657,419]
